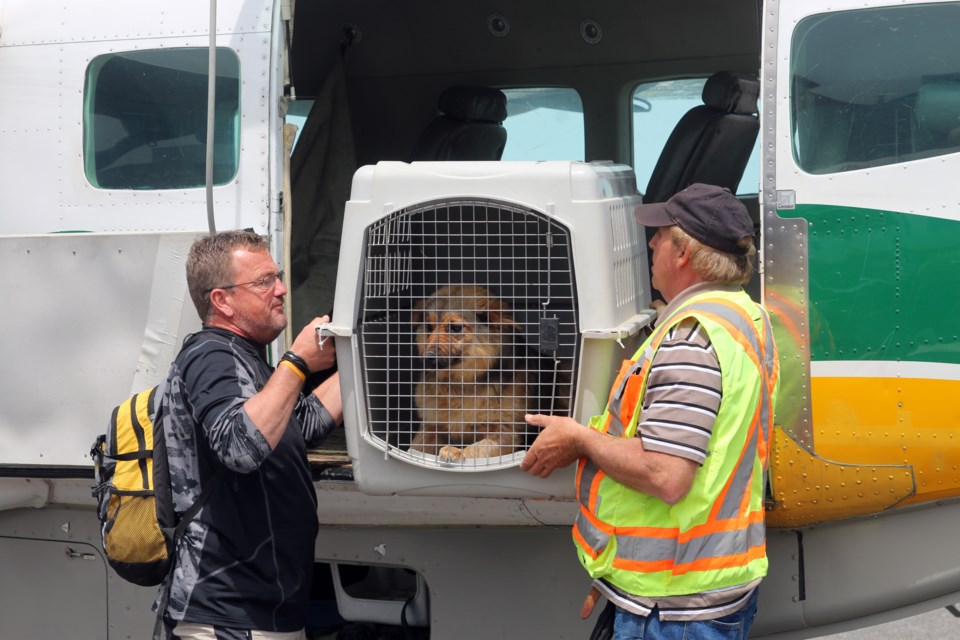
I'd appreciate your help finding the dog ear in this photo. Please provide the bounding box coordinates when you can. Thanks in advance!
[476,294,521,333]
[492,312,521,333]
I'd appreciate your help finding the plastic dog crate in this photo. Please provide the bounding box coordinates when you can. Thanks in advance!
[328,161,654,497]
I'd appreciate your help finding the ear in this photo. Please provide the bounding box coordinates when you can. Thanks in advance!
[485,309,520,333]
[476,294,519,333]
[208,289,236,319]
[490,311,520,333]
[673,235,693,267]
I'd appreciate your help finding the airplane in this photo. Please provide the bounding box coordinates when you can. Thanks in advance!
[1,0,959,638]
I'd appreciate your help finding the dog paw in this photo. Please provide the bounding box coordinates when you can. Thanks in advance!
[438,446,466,463]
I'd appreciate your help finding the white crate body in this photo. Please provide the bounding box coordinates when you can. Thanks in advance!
[331,161,652,497]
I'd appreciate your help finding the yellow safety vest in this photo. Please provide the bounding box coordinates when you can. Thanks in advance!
[573,289,779,596]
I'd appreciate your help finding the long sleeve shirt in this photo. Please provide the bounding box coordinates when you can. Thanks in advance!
[158,327,334,632]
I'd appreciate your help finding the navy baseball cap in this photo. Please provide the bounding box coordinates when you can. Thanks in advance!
[634,184,754,255]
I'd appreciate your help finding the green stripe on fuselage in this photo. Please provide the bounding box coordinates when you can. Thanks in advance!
[779,204,960,364]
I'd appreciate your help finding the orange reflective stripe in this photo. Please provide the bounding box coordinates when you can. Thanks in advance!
[614,524,680,539]
[691,297,765,359]
[612,558,676,573]
[618,370,645,432]
[609,359,634,404]
[672,543,767,576]
[679,508,765,542]
[700,312,762,373]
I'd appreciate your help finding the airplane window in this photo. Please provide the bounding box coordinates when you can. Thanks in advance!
[631,78,761,196]
[791,3,960,174]
[83,48,240,190]
[500,88,585,161]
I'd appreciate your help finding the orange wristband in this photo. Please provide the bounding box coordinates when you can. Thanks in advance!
[278,359,307,382]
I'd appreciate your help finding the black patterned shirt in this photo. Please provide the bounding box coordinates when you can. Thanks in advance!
[157,327,334,632]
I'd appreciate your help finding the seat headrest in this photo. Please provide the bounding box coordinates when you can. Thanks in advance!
[916,81,960,137]
[702,71,760,115]
[438,86,508,123]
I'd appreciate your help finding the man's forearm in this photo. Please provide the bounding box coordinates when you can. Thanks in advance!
[311,373,343,425]
[579,429,697,504]
[243,363,306,449]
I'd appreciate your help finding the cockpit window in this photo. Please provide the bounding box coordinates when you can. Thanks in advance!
[83,48,240,190]
[791,4,960,174]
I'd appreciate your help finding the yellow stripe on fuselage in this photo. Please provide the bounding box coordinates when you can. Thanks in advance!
[811,375,960,506]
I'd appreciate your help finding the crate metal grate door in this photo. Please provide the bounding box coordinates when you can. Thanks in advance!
[357,198,579,471]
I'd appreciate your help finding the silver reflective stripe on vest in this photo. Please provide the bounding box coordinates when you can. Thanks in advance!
[577,461,594,510]
[575,511,767,569]
[574,507,610,556]
[619,520,766,566]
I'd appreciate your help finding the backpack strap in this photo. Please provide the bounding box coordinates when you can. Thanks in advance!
[151,465,226,640]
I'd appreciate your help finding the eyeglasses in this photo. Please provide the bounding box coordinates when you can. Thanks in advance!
[205,270,284,294]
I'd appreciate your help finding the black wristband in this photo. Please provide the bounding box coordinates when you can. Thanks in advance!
[280,351,311,378]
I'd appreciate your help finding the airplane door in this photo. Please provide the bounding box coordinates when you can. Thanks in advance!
[764,0,960,525]
[755,0,960,635]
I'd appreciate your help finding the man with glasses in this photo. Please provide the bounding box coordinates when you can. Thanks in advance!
[157,230,342,640]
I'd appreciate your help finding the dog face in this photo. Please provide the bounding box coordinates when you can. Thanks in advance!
[412,285,518,382]
[410,284,529,460]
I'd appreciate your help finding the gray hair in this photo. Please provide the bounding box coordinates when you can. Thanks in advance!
[667,225,755,285]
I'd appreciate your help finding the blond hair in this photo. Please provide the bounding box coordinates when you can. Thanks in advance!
[186,230,269,321]
[667,225,755,285]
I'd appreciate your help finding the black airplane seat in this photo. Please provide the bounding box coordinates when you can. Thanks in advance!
[410,86,508,161]
[643,71,760,203]
[914,80,960,154]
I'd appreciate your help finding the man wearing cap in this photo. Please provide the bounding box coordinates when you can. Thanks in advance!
[522,183,779,639]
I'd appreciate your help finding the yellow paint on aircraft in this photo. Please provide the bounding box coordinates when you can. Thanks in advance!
[767,426,914,529]
[768,375,960,527]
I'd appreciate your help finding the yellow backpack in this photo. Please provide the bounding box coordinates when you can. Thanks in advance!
[90,385,220,587]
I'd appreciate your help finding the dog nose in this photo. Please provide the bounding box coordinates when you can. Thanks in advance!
[423,349,439,369]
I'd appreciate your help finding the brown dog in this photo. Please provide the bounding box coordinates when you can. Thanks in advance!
[409,284,529,463]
